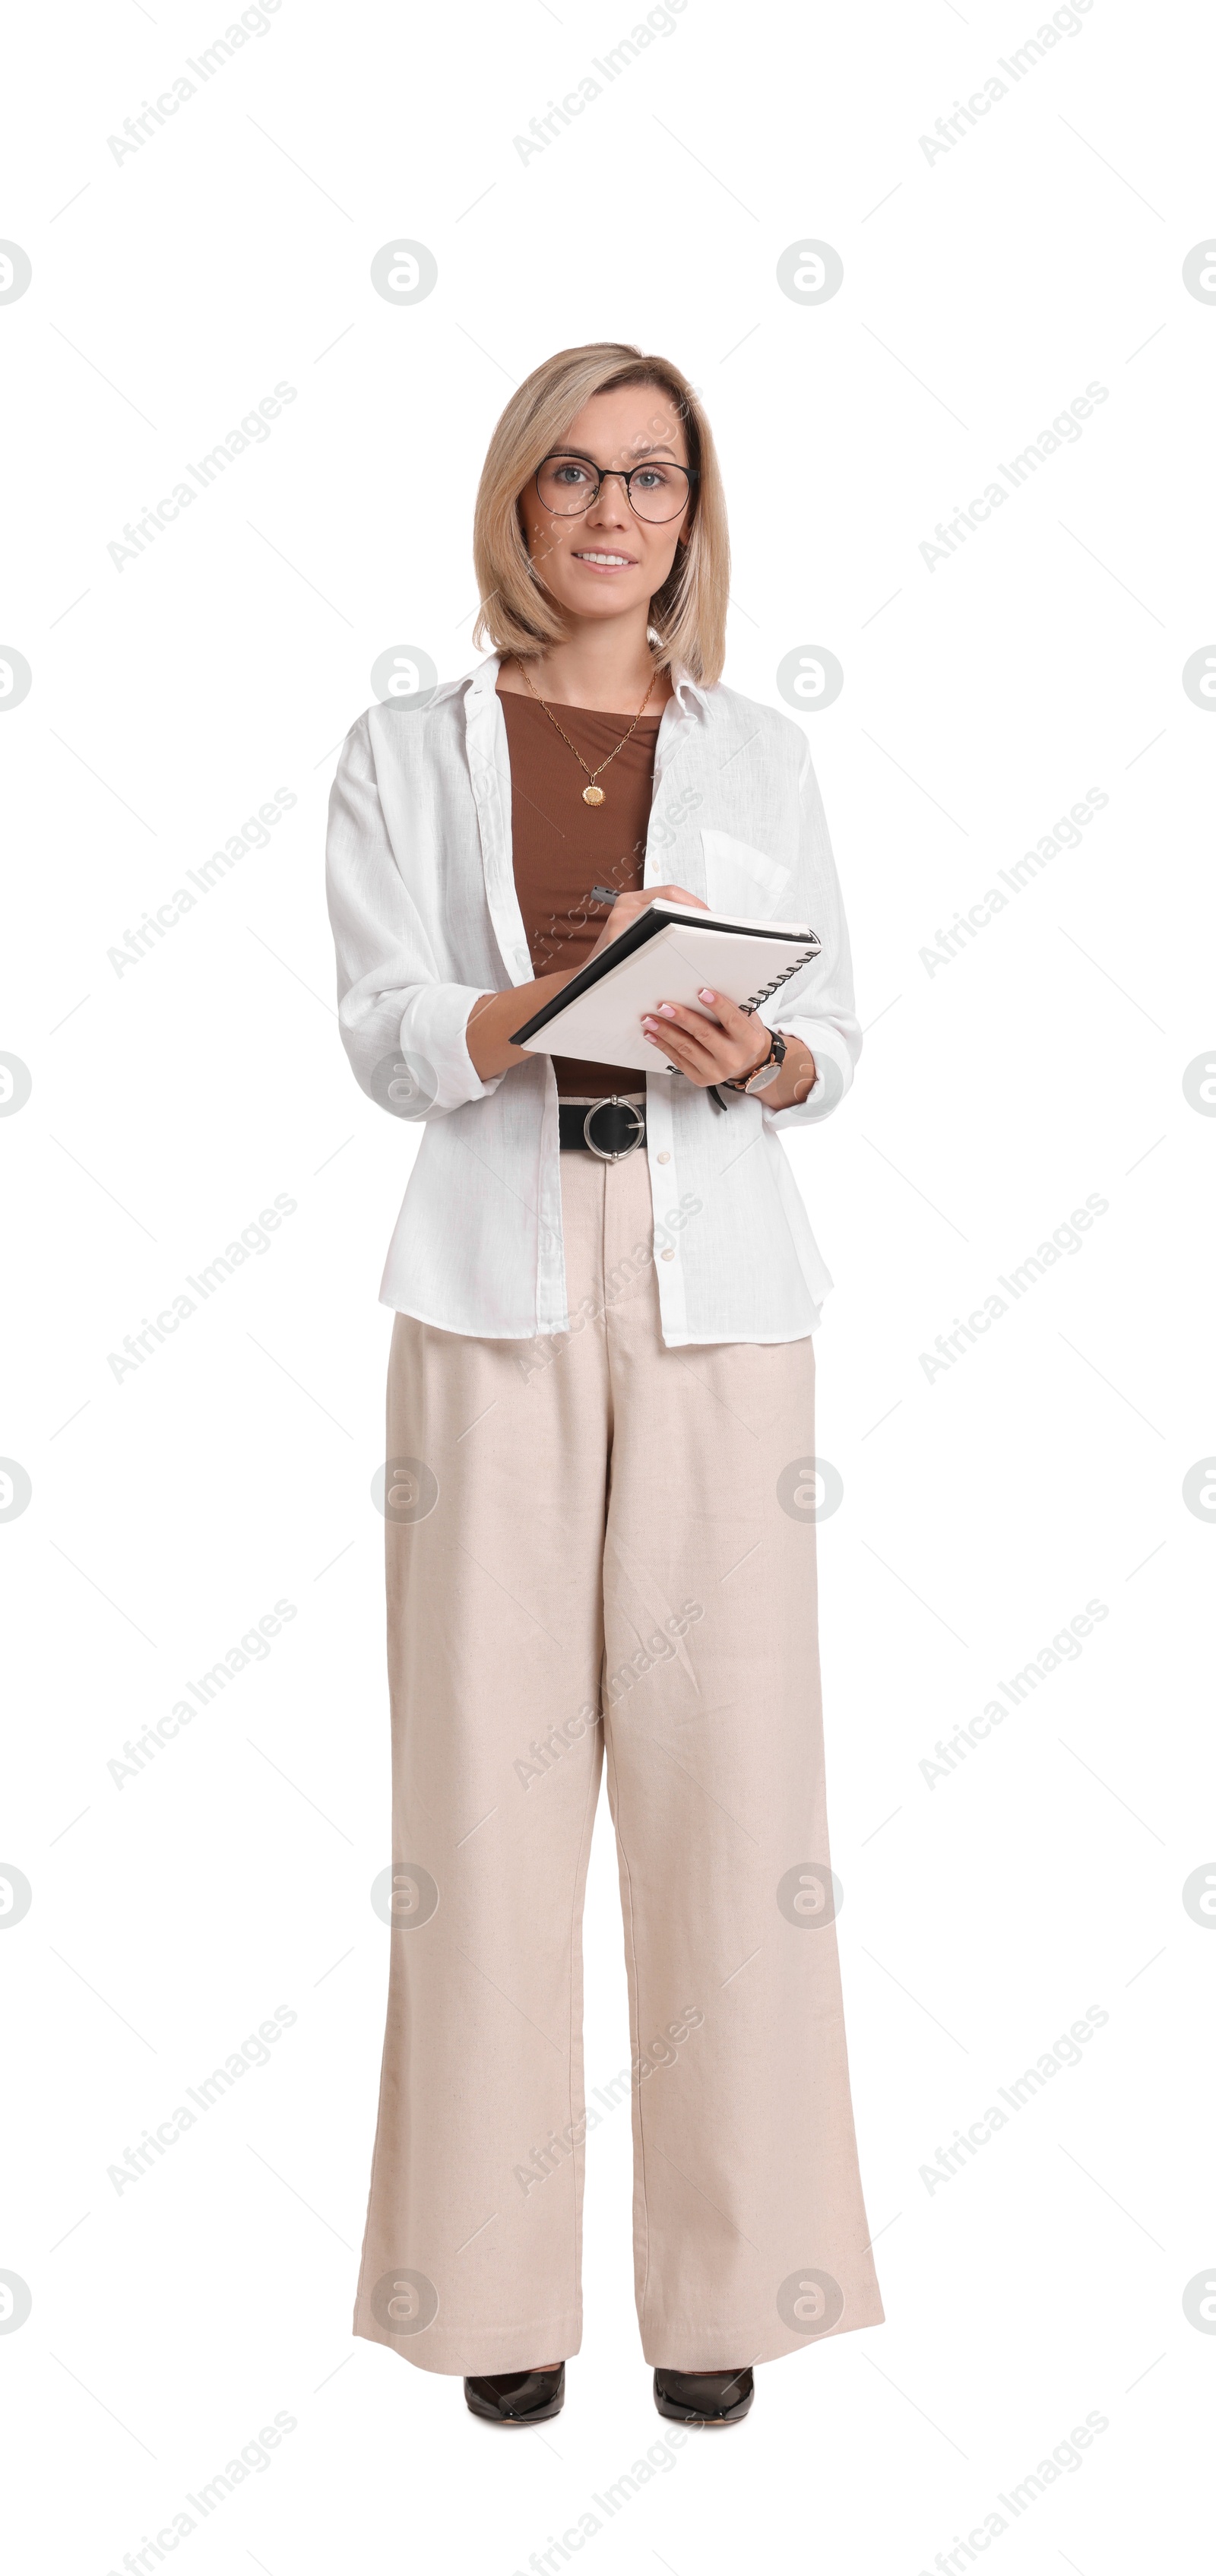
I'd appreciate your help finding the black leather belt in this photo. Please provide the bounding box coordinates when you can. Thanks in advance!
[559,1095,646,1160]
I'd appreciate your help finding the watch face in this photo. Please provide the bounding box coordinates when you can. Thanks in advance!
[747,1055,784,1092]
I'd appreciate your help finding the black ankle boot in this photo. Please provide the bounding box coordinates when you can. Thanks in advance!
[654,2365,754,2424]
[464,2362,565,2423]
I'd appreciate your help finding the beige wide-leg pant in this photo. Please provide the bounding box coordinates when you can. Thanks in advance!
[353,1146,884,2375]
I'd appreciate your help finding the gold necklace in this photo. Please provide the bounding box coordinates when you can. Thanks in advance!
[516,658,657,806]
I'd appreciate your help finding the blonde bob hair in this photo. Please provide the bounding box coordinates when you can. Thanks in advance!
[472,342,729,686]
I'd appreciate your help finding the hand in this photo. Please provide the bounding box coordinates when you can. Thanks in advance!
[641,987,774,1088]
[465,888,708,1082]
[585,884,708,965]
[641,987,819,1107]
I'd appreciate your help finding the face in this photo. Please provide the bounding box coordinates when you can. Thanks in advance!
[518,383,693,627]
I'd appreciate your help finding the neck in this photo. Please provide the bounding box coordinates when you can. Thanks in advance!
[508,613,670,714]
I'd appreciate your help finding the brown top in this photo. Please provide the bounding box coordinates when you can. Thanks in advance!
[500,691,661,1098]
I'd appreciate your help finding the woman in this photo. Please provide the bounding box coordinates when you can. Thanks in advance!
[326,342,883,2428]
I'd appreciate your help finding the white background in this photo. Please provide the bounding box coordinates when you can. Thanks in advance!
[2,0,1214,2568]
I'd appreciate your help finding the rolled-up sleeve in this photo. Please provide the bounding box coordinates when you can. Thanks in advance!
[325,714,505,1121]
[760,736,860,1127]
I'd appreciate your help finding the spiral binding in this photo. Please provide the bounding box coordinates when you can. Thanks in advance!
[739,940,820,1015]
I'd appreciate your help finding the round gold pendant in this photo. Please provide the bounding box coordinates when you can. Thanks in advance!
[582,783,605,806]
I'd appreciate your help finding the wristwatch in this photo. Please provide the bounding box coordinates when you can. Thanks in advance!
[724,1028,787,1095]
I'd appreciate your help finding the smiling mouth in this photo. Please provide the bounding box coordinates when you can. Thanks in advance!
[572,550,636,569]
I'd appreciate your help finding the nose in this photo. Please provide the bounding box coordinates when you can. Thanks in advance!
[585,473,634,530]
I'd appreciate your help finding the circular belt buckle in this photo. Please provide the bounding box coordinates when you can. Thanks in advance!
[583,1095,645,1162]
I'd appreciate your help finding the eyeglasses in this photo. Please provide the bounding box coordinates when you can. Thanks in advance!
[534,453,698,526]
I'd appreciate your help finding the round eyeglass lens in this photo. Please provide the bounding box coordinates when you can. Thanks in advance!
[623,463,690,522]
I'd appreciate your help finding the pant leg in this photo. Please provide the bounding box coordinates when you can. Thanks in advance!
[598,1151,885,2368]
[352,1154,616,2376]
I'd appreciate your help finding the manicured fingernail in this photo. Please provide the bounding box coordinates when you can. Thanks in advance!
[699,987,716,1002]
[657,1003,676,1018]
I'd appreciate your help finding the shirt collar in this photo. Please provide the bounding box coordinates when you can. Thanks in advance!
[668,664,711,714]
[463,651,711,711]
[465,653,502,699]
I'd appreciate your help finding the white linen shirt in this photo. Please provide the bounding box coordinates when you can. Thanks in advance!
[325,654,861,1345]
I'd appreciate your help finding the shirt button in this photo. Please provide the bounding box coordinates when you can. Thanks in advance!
[660,1247,675,1261]
[657,1150,670,1164]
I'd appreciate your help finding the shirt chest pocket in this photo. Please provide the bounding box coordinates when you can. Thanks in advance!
[700,828,793,917]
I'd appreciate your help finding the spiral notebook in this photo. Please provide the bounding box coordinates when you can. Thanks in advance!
[509,900,821,1075]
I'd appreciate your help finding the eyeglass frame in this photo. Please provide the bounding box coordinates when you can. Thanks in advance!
[533,452,699,524]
